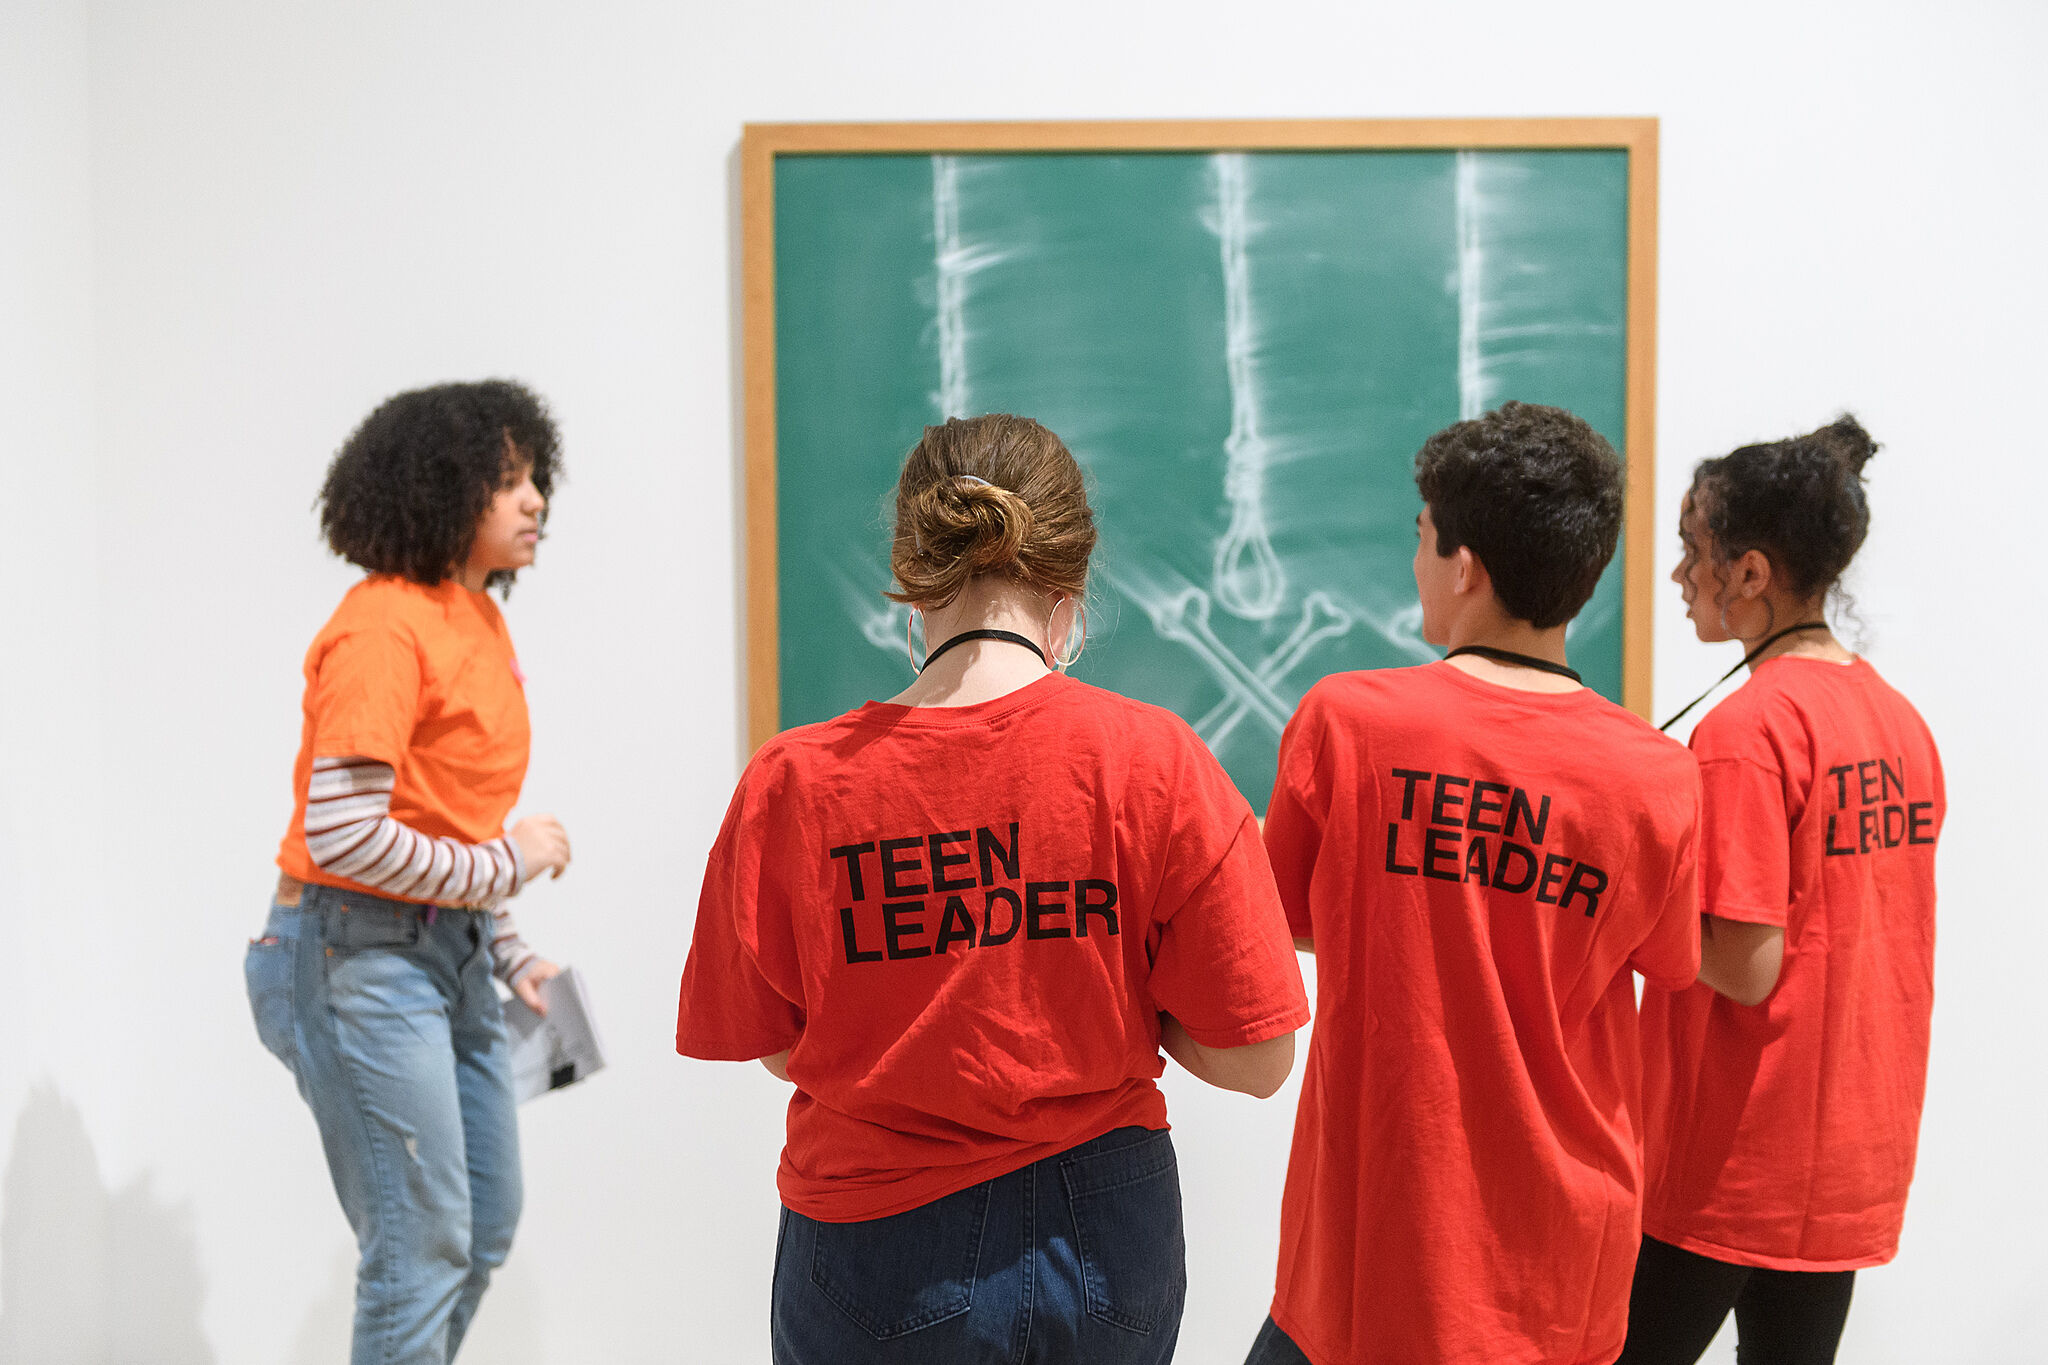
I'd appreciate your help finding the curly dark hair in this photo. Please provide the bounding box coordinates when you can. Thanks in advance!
[1689,415,1876,601]
[1414,400,1624,629]
[318,380,561,596]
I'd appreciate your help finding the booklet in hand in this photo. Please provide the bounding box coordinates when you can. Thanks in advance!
[503,965,608,1103]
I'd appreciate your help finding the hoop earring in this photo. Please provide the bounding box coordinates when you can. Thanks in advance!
[1717,592,1776,647]
[906,608,926,675]
[1049,596,1088,670]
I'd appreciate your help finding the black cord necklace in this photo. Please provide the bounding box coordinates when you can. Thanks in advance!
[1658,621,1830,733]
[919,628,1048,674]
[1443,644,1582,683]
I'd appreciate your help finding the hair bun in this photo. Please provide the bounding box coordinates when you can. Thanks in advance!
[947,477,1033,573]
[886,414,1097,609]
[1806,414,1878,476]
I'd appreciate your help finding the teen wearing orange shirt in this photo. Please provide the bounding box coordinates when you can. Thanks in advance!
[1619,419,1943,1365]
[678,414,1311,1365]
[243,381,574,1365]
[1247,402,1703,1365]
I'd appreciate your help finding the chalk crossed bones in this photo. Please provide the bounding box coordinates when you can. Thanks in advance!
[1153,588,1352,746]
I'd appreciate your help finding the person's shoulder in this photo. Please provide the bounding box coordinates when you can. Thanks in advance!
[728,713,868,811]
[1291,663,1451,730]
[327,574,441,629]
[309,575,435,652]
[1575,690,1698,775]
[1691,663,1814,761]
[748,709,864,765]
[1051,676,1210,750]
[1845,657,1931,723]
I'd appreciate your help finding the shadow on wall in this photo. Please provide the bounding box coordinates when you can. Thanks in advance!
[0,1083,215,1365]
[288,1252,355,1365]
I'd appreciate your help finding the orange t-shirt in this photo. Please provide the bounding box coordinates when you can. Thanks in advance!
[1263,663,1701,1365]
[1640,657,1943,1271]
[675,673,1311,1223]
[277,575,531,900]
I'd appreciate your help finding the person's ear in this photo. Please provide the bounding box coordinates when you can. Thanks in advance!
[1454,545,1489,598]
[1731,548,1773,602]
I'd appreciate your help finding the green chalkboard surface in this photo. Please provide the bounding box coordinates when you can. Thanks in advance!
[746,122,1657,811]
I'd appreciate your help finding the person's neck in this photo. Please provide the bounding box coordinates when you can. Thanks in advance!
[888,580,1057,709]
[1440,614,1579,693]
[453,562,491,593]
[1739,597,1850,671]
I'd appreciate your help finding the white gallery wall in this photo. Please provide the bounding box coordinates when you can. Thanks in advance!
[1,0,2041,1361]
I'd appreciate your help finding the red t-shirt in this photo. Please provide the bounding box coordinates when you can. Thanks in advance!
[1641,657,1943,1271]
[676,672,1310,1223]
[1263,663,1701,1365]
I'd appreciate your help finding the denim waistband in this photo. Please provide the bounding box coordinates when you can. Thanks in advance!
[275,872,481,922]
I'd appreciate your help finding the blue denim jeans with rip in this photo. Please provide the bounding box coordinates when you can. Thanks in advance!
[771,1125,1186,1365]
[245,879,521,1364]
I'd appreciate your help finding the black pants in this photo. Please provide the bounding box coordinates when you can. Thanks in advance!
[1617,1235,1856,1365]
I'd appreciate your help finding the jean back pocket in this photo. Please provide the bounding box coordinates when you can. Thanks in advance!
[1060,1127,1186,1334]
[245,908,300,1070]
[807,1180,992,1339]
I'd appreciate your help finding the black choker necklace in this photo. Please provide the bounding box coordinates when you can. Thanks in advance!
[1658,621,1830,732]
[1443,645,1582,683]
[919,628,1049,674]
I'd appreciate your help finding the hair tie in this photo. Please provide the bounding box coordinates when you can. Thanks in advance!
[955,474,995,489]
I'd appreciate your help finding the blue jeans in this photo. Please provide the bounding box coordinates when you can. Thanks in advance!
[245,879,521,1365]
[1243,1315,1314,1364]
[771,1125,1186,1365]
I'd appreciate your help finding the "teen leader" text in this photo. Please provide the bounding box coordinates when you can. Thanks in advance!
[1382,768,1611,917]
[828,823,1119,964]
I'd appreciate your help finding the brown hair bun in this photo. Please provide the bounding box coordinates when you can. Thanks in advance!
[886,414,1096,608]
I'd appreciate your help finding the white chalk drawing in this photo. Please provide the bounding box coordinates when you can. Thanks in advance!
[1103,562,1431,749]
[1456,153,1619,418]
[1456,150,1491,420]
[1195,590,1352,750]
[831,152,1616,755]
[931,155,971,420]
[855,154,1009,658]
[1207,153,1288,622]
[1565,593,1615,646]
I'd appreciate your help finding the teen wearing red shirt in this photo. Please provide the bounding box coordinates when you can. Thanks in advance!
[1246,402,1703,1365]
[679,414,1310,1364]
[1620,418,1943,1365]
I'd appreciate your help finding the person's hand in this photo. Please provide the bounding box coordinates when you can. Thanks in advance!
[512,958,562,1016]
[511,814,572,880]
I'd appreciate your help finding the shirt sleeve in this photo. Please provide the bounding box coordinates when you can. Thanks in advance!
[676,765,806,1061]
[1630,766,1704,989]
[307,625,422,768]
[303,756,526,909]
[1263,692,1328,940]
[1696,755,1792,927]
[1147,740,1311,1049]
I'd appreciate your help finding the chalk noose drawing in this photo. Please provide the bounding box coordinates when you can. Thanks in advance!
[1208,153,1287,622]
[1455,150,1492,420]
[863,154,1000,658]
[931,155,971,420]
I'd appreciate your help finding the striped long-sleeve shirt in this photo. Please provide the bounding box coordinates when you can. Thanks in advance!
[304,755,541,986]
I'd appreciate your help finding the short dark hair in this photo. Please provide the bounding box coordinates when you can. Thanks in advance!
[318,379,561,596]
[1414,401,1624,629]
[1690,415,1876,600]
